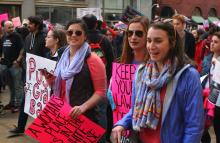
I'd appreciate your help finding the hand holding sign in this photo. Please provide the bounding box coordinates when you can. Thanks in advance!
[39,68,55,86]
[111,125,125,143]
[70,105,87,119]
[25,96,105,143]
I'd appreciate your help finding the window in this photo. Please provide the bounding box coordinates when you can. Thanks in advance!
[208,8,217,17]
[36,6,76,25]
[192,7,202,16]
[36,7,49,20]
[0,5,21,19]
[51,7,74,24]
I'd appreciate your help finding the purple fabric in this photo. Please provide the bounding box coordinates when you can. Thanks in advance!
[53,42,91,103]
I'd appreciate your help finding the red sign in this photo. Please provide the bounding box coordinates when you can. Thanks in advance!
[25,96,105,143]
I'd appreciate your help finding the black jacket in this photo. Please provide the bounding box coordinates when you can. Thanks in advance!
[1,32,23,67]
[24,31,48,57]
[184,30,196,60]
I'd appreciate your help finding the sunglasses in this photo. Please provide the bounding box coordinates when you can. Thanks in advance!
[127,30,144,38]
[66,30,83,36]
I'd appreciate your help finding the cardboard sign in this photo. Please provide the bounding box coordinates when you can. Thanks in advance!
[111,63,137,124]
[12,17,22,28]
[0,13,9,23]
[25,96,105,143]
[24,53,57,118]
[77,8,102,20]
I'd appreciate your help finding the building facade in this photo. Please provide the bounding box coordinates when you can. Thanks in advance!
[0,0,153,25]
[154,0,220,23]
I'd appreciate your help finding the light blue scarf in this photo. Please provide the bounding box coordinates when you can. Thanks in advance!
[53,42,91,103]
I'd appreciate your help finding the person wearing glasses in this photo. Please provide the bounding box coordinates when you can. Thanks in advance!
[107,16,149,142]
[44,19,107,128]
[111,22,204,143]
[120,16,149,64]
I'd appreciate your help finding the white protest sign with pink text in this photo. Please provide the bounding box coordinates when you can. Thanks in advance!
[24,53,57,118]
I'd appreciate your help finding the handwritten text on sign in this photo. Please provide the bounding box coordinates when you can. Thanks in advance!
[25,96,105,143]
[111,63,137,124]
[24,53,56,118]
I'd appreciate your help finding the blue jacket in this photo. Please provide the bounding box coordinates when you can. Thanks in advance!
[116,65,204,143]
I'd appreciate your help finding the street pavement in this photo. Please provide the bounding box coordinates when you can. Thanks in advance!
[0,87,37,143]
[0,87,217,143]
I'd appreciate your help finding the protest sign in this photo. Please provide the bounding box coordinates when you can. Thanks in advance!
[111,63,137,142]
[77,8,102,20]
[0,13,9,23]
[121,6,143,23]
[212,58,220,84]
[208,58,220,106]
[24,53,57,118]
[12,17,22,27]
[111,63,137,124]
[25,96,105,143]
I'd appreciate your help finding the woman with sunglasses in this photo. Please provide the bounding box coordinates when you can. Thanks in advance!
[120,16,149,64]
[45,28,67,61]
[111,22,204,143]
[107,16,149,142]
[44,19,107,127]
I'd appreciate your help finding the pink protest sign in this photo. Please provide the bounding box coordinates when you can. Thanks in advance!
[111,63,137,124]
[12,17,21,27]
[0,13,9,23]
[25,96,105,143]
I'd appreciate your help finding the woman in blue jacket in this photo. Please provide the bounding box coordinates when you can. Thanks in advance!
[111,22,204,143]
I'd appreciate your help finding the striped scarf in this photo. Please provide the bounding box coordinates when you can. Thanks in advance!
[132,60,174,131]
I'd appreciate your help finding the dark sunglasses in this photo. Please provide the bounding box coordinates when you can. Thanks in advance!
[127,30,144,38]
[66,30,83,36]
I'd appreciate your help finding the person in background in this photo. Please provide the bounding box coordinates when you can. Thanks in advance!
[192,29,205,73]
[111,22,204,143]
[43,19,107,133]
[15,24,29,42]
[82,14,114,142]
[201,31,220,143]
[200,26,220,76]
[9,15,48,136]
[45,28,67,61]
[1,21,24,113]
[0,21,5,93]
[105,26,123,60]
[172,14,196,60]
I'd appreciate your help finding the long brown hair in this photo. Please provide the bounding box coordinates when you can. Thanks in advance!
[120,16,149,63]
[147,22,192,72]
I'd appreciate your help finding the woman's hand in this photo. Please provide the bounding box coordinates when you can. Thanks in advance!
[69,105,86,118]
[111,126,125,143]
[39,69,55,86]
